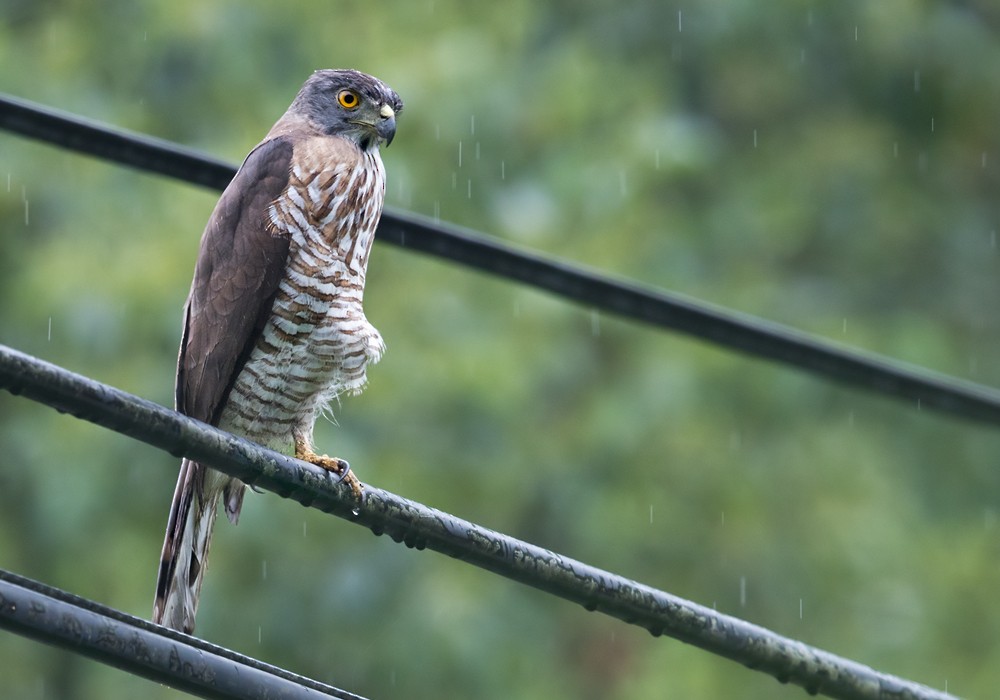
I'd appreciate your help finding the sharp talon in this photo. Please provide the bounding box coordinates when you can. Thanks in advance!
[296,445,364,500]
[330,462,350,485]
[337,466,364,501]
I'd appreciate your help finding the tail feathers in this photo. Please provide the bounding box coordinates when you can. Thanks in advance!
[153,459,238,634]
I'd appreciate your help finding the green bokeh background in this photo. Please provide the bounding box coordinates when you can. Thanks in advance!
[2,2,1000,698]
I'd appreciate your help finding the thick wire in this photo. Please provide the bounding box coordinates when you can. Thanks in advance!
[0,569,366,700]
[0,344,956,700]
[2,93,1000,428]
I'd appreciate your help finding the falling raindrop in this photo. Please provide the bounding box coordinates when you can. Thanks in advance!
[752,129,758,148]
[720,511,725,527]
[47,317,52,342]
[854,25,859,41]
[930,117,935,133]
[458,140,463,168]
[467,179,472,199]
[261,560,267,580]
[739,576,747,607]
[649,504,653,525]
[470,115,475,135]
[677,9,682,32]
[258,625,262,644]
[799,598,803,619]
[303,521,308,537]
[842,318,848,334]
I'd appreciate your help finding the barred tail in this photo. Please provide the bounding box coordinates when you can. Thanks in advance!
[153,459,242,634]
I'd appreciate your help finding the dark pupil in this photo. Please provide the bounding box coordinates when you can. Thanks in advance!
[343,92,355,105]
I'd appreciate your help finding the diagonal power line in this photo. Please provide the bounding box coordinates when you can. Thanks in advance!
[0,344,957,700]
[0,569,366,700]
[2,93,1000,429]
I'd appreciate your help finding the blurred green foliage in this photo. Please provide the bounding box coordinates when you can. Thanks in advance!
[2,1,1000,698]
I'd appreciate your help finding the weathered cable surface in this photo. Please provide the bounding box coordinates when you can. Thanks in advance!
[0,569,366,700]
[2,93,1000,429]
[0,344,958,700]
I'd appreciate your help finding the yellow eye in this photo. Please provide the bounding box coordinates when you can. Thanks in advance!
[337,90,360,109]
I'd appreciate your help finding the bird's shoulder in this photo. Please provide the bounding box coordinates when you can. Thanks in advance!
[264,111,364,170]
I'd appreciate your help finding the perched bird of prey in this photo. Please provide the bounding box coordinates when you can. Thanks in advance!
[153,69,402,634]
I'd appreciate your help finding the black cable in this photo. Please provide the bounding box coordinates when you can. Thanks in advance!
[0,93,235,189]
[0,344,957,700]
[0,569,366,700]
[2,92,1000,429]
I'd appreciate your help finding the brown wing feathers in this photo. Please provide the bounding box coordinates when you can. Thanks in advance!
[154,137,294,630]
[176,137,295,425]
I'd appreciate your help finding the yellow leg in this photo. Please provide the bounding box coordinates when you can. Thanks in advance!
[294,434,364,500]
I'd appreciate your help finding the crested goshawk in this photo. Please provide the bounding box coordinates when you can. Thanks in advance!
[153,69,402,634]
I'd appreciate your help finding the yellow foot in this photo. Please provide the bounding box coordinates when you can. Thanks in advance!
[294,439,364,500]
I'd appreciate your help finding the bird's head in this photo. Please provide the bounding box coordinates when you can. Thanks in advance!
[292,69,403,151]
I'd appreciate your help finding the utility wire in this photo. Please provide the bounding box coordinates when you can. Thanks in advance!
[0,569,366,700]
[0,344,957,700]
[2,93,1000,429]
[0,93,234,189]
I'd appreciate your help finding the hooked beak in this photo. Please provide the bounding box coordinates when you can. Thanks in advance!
[376,103,397,146]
